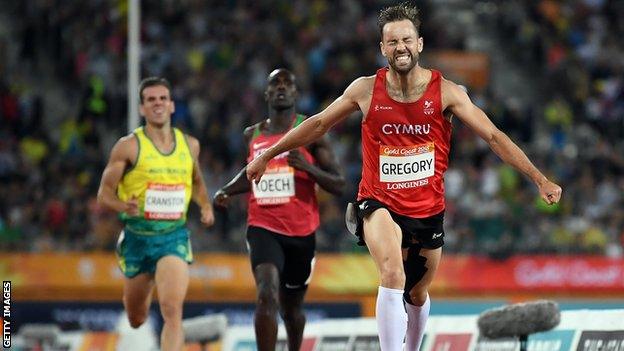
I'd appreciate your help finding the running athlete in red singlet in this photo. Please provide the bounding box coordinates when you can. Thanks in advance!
[359,67,451,218]
[246,115,320,236]
[214,68,344,351]
[247,5,562,351]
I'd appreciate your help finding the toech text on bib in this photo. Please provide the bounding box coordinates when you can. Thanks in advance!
[252,166,295,205]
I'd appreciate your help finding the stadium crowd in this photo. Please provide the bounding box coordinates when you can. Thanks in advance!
[0,0,622,257]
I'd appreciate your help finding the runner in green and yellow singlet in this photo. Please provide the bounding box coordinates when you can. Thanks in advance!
[97,77,214,351]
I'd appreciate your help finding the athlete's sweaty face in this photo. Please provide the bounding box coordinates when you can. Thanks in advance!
[265,69,297,111]
[140,85,175,127]
[380,19,423,74]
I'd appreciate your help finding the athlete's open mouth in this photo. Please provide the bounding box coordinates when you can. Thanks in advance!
[395,54,411,63]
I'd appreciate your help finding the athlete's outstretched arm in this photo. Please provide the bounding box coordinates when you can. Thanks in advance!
[443,79,562,204]
[247,78,366,182]
[213,166,251,207]
[214,125,259,207]
[187,136,215,227]
[97,136,139,215]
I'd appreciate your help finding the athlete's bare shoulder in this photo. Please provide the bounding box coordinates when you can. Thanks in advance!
[440,77,470,110]
[344,75,376,100]
[184,134,200,158]
[440,76,464,91]
[342,74,376,116]
[116,133,138,152]
[243,120,267,142]
[109,133,138,163]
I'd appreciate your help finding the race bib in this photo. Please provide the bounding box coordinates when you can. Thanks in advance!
[252,166,295,205]
[379,143,435,183]
[144,183,186,220]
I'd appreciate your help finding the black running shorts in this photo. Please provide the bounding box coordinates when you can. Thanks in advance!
[346,199,445,249]
[246,226,316,291]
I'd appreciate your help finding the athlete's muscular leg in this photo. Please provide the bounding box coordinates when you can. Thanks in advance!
[279,288,306,351]
[364,208,407,351]
[363,208,404,288]
[403,247,441,305]
[155,256,189,351]
[253,263,281,351]
[402,246,442,351]
[123,273,155,328]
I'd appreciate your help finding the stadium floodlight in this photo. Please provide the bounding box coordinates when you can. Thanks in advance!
[18,324,62,349]
[477,300,561,351]
[183,314,228,351]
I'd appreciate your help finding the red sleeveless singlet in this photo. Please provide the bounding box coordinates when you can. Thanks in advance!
[247,115,320,236]
[357,68,452,218]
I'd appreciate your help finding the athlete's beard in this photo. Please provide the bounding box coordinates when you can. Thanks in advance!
[388,49,418,75]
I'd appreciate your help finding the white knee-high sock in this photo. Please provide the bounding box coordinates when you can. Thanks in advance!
[376,286,407,351]
[404,293,430,351]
